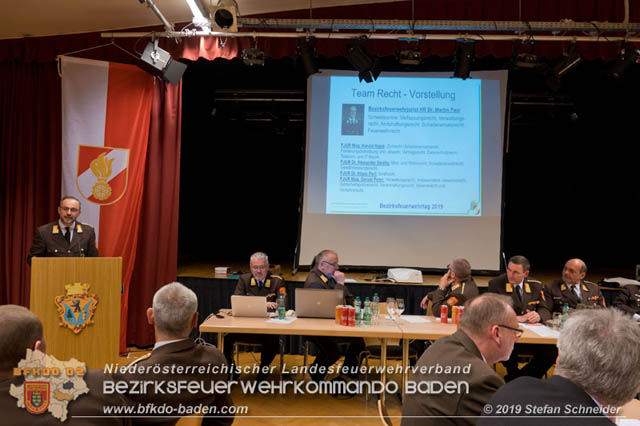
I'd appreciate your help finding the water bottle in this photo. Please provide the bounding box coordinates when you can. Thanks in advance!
[363,297,371,326]
[561,303,570,326]
[355,297,362,326]
[278,293,286,320]
[372,292,380,323]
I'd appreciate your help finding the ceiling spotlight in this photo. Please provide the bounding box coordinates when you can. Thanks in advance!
[242,47,264,66]
[345,38,381,83]
[398,49,421,65]
[608,44,640,79]
[545,42,582,91]
[140,40,187,85]
[513,53,539,69]
[210,0,238,32]
[453,41,475,79]
[298,38,319,78]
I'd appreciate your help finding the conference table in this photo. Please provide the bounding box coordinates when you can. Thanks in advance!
[199,313,559,406]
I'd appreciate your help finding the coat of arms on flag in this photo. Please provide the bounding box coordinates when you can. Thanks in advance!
[76,145,129,205]
[55,282,99,334]
[24,382,50,415]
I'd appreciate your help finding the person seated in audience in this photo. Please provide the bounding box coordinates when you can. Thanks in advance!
[224,251,284,382]
[479,308,640,425]
[114,282,233,426]
[420,258,479,317]
[0,305,127,425]
[488,255,557,381]
[402,294,519,426]
[304,249,365,385]
[614,282,640,321]
[540,258,605,318]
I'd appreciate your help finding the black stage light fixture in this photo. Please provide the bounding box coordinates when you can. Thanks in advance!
[242,47,264,66]
[140,40,187,85]
[298,38,319,77]
[398,48,421,65]
[211,0,238,32]
[345,37,381,83]
[608,44,640,79]
[545,42,582,91]
[453,41,475,79]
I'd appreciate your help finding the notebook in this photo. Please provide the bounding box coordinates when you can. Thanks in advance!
[231,295,268,317]
[295,288,344,318]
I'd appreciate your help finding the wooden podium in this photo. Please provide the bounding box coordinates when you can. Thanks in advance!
[30,257,122,369]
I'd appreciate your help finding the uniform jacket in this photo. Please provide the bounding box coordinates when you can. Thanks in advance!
[428,278,479,317]
[304,268,355,306]
[234,272,285,302]
[614,284,640,316]
[488,274,549,322]
[28,221,98,265]
[540,279,605,317]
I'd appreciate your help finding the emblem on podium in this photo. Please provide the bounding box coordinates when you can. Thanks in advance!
[55,282,99,334]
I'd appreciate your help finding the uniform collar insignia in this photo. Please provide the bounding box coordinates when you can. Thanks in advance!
[319,274,328,283]
[250,277,256,287]
[506,283,513,293]
[561,284,567,291]
[451,283,460,291]
[582,284,589,292]
[524,283,531,293]
[265,279,271,289]
[76,223,83,233]
[52,225,60,234]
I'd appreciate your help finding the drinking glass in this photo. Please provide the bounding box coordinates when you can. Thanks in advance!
[395,298,405,320]
[386,297,397,323]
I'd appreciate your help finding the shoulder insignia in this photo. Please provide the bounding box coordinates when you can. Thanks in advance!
[127,352,151,369]
[527,279,542,284]
[560,284,567,291]
[52,225,60,234]
[524,283,531,293]
[506,283,513,293]
[451,283,461,291]
[250,277,256,287]
[265,279,271,289]
[582,284,589,292]
[584,280,596,285]
[271,275,283,280]
[320,274,328,283]
[540,291,546,302]
[76,223,83,233]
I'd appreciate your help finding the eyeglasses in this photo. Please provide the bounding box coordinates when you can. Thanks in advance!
[59,207,79,213]
[497,324,524,338]
[251,265,267,270]
[322,260,339,268]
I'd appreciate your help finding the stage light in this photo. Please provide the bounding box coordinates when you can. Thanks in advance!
[453,41,474,79]
[398,48,421,65]
[345,38,381,83]
[513,53,539,69]
[185,0,210,28]
[608,44,640,79]
[545,42,582,91]
[298,38,319,78]
[210,0,239,32]
[140,40,187,85]
[242,47,264,66]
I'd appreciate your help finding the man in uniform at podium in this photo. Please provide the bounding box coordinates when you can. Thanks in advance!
[487,255,556,381]
[27,196,98,264]
[224,251,285,382]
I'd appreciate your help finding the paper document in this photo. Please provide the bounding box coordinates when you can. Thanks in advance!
[266,317,297,324]
[520,323,559,338]
[399,316,431,323]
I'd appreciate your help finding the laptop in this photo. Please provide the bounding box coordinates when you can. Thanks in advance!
[231,295,269,317]
[295,288,344,318]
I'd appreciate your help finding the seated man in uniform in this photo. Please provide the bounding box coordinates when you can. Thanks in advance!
[540,258,605,318]
[614,282,640,321]
[304,249,365,385]
[488,255,556,380]
[27,196,98,264]
[114,282,233,426]
[421,258,479,317]
[224,251,285,382]
[0,305,126,425]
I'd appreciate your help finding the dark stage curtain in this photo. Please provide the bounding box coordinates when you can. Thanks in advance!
[0,61,62,306]
[126,80,182,347]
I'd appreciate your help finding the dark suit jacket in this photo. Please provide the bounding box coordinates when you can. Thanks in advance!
[428,279,479,317]
[488,274,549,322]
[28,221,99,265]
[614,284,640,316]
[0,370,128,425]
[113,339,233,426]
[401,329,504,426]
[478,375,616,426]
[304,268,355,306]
[234,272,285,302]
[541,280,605,317]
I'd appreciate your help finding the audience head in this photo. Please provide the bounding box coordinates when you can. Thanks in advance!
[249,252,269,282]
[449,258,471,283]
[148,282,198,341]
[58,195,81,226]
[555,308,640,407]
[507,255,530,285]
[0,305,45,376]
[316,249,339,278]
[562,258,587,285]
[459,294,519,364]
